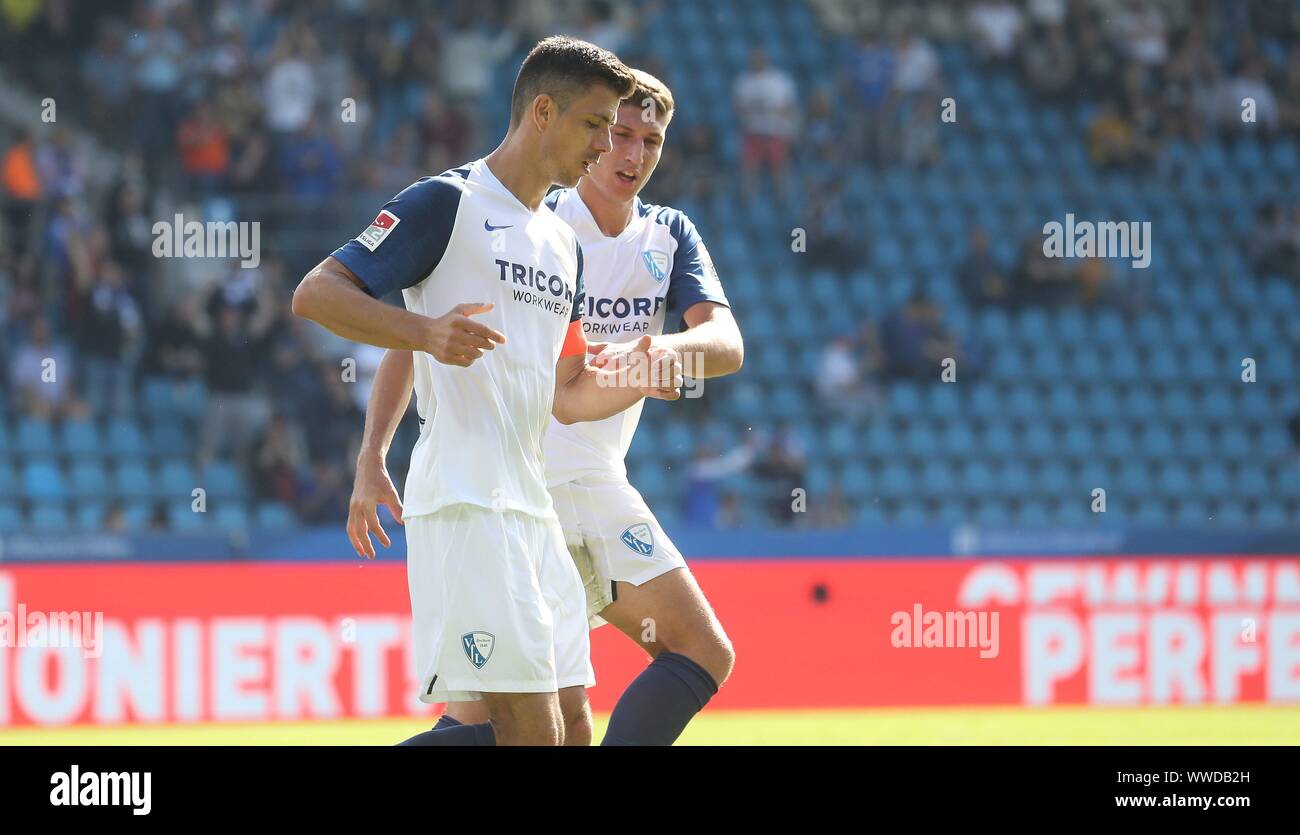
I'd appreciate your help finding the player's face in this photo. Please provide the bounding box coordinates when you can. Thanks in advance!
[587,100,669,202]
[547,84,621,187]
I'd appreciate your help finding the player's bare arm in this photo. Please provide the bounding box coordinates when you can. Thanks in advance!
[291,257,505,364]
[589,301,743,378]
[552,334,683,425]
[348,348,414,559]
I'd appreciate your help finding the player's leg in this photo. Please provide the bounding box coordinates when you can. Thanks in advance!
[398,508,567,746]
[602,567,734,683]
[539,512,597,746]
[597,567,734,746]
[558,475,732,745]
[478,691,564,745]
[435,685,590,746]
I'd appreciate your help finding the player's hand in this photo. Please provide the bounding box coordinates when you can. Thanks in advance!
[623,334,683,401]
[423,302,506,367]
[587,339,635,371]
[348,456,405,559]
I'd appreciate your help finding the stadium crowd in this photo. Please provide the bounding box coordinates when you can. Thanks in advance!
[2,0,1300,532]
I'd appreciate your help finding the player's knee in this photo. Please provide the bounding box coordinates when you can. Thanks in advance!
[673,627,735,687]
[564,710,593,747]
[491,714,562,746]
[702,632,736,686]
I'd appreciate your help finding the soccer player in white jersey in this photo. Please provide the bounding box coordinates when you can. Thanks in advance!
[350,70,745,745]
[292,38,686,746]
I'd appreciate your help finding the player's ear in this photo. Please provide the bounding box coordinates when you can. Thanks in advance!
[530,94,554,133]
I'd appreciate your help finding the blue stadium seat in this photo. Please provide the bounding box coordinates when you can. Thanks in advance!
[213,503,251,533]
[22,460,65,501]
[30,504,71,531]
[168,503,208,533]
[69,461,110,499]
[0,462,18,501]
[202,461,245,500]
[106,418,148,459]
[157,460,198,500]
[15,418,56,456]
[60,419,104,458]
[0,503,24,534]
[113,462,154,500]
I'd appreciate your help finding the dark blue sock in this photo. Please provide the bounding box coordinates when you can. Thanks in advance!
[397,718,494,746]
[601,651,718,746]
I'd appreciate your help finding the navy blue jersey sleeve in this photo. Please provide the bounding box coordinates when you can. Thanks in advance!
[570,240,585,323]
[663,209,730,326]
[331,176,465,298]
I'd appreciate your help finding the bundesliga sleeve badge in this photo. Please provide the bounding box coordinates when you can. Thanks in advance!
[356,209,400,251]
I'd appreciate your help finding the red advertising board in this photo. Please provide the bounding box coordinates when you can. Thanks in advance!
[1,557,1297,726]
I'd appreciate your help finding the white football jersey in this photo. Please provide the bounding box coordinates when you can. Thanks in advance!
[333,159,587,520]
[541,188,730,485]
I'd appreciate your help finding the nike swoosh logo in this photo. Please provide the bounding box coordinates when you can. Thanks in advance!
[484,220,513,232]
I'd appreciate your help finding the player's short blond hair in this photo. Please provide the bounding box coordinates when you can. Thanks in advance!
[627,69,675,125]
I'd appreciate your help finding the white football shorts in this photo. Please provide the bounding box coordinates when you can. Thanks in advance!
[548,471,687,628]
[405,504,594,703]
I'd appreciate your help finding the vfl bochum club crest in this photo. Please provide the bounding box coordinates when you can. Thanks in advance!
[621,523,655,556]
[641,249,669,283]
[462,632,495,669]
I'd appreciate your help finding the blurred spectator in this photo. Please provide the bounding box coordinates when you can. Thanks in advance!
[683,437,757,528]
[806,179,854,271]
[570,0,632,54]
[1076,256,1113,308]
[276,118,342,199]
[752,425,808,526]
[1249,202,1300,279]
[297,461,352,523]
[263,26,319,134]
[176,101,231,195]
[1279,46,1300,137]
[1,129,42,254]
[898,96,942,168]
[958,227,1012,306]
[1072,11,1123,103]
[1022,24,1076,98]
[716,492,744,529]
[1012,235,1074,306]
[734,48,798,203]
[815,333,881,418]
[968,0,1023,66]
[803,88,841,165]
[439,6,518,104]
[879,293,963,380]
[843,32,895,165]
[8,317,86,419]
[196,292,276,468]
[303,369,365,467]
[1224,58,1279,135]
[146,296,205,382]
[254,415,307,508]
[78,261,143,415]
[104,501,128,534]
[81,21,132,141]
[892,30,941,98]
[125,4,186,156]
[809,483,852,528]
[416,90,473,176]
[1087,98,1152,171]
[103,162,154,277]
[1111,0,1169,68]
